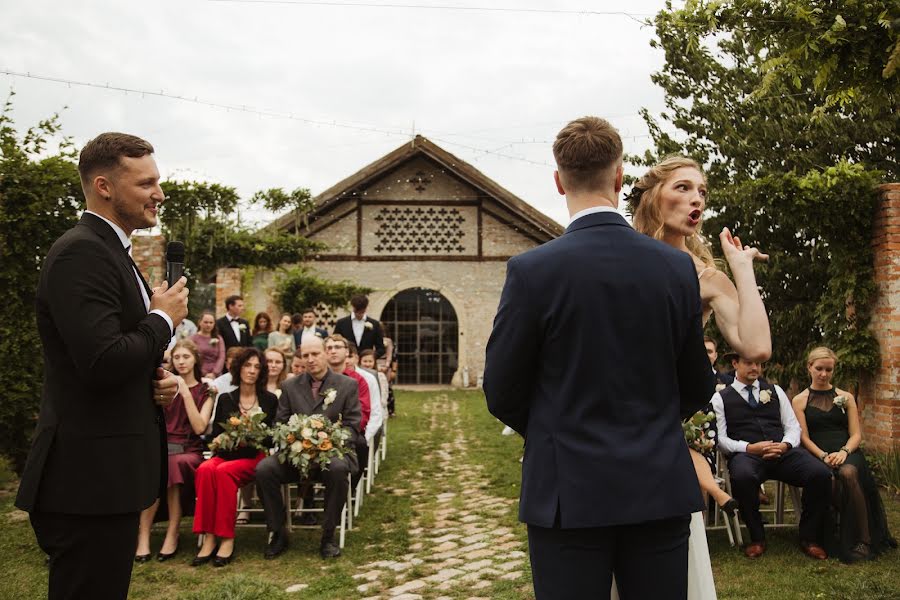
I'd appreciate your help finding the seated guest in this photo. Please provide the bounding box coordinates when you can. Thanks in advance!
[268,313,297,354]
[792,347,896,562]
[293,308,329,348]
[712,352,832,559]
[192,310,226,378]
[252,312,272,351]
[704,336,734,386]
[256,336,361,559]
[350,345,384,446]
[212,347,243,396]
[192,348,277,567]
[333,294,386,358]
[290,352,305,377]
[136,340,214,563]
[325,336,372,489]
[360,350,389,414]
[265,348,288,398]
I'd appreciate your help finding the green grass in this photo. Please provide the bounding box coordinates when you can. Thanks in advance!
[0,391,897,600]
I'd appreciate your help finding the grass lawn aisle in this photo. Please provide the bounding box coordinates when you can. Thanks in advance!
[0,390,896,599]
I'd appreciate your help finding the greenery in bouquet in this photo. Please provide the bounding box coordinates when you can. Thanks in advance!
[208,407,270,454]
[683,410,716,453]
[272,413,354,478]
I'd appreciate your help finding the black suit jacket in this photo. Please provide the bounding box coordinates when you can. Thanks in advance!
[216,315,251,349]
[333,315,385,358]
[277,370,362,471]
[293,326,329,348]
[16,213,172,515]
[484,211,714,529]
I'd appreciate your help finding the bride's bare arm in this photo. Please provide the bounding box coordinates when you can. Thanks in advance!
[706,228,771,362]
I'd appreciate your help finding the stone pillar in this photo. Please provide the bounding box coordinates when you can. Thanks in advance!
[215,267,243,315]
[131,234,166,286]
[859,183,900,450]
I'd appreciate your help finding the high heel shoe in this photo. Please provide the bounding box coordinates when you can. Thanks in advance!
[191,544,218,567]
[212,551,235,567]
[134,553,152,564]
[720,498,739,516]
[157,546,179,562]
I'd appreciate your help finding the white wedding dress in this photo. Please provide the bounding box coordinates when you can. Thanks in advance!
[610,511,717,599]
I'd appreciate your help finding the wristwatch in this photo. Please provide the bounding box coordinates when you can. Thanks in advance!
[839,446,850,454]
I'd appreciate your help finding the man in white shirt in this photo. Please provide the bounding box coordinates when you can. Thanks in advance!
[711,352,832,559]
[333,295,385,358]
[292,309,328,348]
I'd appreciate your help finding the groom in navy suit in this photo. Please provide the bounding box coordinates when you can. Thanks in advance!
[484,117,714,599]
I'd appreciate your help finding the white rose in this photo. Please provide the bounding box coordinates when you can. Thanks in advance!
[301,427,313,438]
[759,389,772,404]
[364,321,373,330]
[708,430,716,438]
[291,441,303,453]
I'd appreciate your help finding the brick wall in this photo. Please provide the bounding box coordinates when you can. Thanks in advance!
[131,234,166,286]
[215,268,243,316]
[859,183,900,450]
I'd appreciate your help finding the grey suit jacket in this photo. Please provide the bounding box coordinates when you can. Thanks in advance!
[277,370,362,469]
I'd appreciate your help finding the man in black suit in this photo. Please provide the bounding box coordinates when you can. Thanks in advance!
[292,308,329,348]
[484,117,714,599]
[333,294,385,358]
[255,336,361,560]
[705,336,735,386]
[15,132,189,600]
[216,294,251,349]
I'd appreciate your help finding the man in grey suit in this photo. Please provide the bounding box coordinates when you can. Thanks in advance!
[255,336,361,559]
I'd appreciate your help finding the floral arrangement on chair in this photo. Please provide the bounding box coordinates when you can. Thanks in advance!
[208,407,270,454]
[683,410,717,453]
[272,414,354,478]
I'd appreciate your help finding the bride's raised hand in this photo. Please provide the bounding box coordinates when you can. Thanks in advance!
[719,227,768,268]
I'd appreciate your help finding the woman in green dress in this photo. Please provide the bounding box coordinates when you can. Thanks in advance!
[792,346,896,562]
[251,312,272,351]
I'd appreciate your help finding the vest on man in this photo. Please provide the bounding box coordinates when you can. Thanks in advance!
[721,381,783,446]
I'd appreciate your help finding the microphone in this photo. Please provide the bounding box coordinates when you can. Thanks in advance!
[165,241,185,287]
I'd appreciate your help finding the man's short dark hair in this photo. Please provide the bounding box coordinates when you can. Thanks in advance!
[347,341,359,357]
[225,295,243,309]
[553,117,623,193]
[291,313,303,325]
[350,295,369,311]
[78,132,154,188]
[302,307,316,315]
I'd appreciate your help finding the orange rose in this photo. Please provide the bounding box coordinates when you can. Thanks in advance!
[286,433,296,444]
[228,416,241,427]
[319,439,333,451]
[302,439,314,449]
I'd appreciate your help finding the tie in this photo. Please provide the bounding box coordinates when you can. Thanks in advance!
[747,385,759,408]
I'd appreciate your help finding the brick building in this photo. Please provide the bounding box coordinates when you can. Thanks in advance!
[242,136,563,386]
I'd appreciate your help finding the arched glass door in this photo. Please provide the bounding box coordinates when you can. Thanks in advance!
[381,288,458,385]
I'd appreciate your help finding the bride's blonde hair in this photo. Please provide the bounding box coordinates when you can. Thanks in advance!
[628,156,716,270]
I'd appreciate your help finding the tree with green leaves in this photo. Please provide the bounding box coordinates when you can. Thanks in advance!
[637,0,898,387]
[0,97,82,472]
[274,267,372,316]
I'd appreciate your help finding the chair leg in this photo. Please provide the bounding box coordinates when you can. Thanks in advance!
[346,474,354,532]
[381,421,387,461]
[366,445,375,494]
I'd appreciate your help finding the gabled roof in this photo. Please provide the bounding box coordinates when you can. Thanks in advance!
[266,135,564,241]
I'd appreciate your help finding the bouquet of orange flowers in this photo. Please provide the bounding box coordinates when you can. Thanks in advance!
[683,410,716,453]
[208,407,270,454]
[272,413,354,478]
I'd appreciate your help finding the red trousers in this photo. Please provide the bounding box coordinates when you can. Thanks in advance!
[192,452,264,539]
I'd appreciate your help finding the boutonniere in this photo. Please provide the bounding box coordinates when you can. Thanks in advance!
[238,323,247,331]
[715,384,726,393]
[322,388,338,407]
[833,395,848,414]
[315,331,323,337]
[758,389,772,404]
[364,321,374,330]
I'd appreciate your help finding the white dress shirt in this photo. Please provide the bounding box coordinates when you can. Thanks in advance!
[356,367,383,443]
[711,379,800,454]
[351,314,367,346]
[300,325,319,344]
[227,315,242,342]
[84,210,173,335]
[568,204,623,225]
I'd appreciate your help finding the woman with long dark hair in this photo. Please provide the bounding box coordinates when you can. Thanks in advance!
[191,348,277,567]
[191,310,226,378]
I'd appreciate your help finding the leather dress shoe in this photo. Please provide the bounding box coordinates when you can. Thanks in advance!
[134,554,152,564]
[264,529,288,560]
[296,512,318,526]
[212,552,234,567]
[320,537,341,559]
[800,541,828,560]
[743,542,766,558]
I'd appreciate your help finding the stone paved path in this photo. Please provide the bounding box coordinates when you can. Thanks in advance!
[352,394,526,599]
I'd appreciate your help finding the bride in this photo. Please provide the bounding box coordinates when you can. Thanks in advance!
[612,156,771,599]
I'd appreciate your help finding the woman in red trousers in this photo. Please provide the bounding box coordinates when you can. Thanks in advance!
[192,348,277,567]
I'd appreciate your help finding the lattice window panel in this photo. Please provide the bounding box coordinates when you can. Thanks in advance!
[314,303,343,330]
[372,207,466,254]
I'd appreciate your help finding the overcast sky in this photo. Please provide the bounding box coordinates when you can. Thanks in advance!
[1,0,673,228]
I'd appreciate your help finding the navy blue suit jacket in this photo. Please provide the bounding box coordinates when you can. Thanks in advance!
[484,211,714,529]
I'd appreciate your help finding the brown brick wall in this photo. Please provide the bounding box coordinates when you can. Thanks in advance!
[215,268,243,316]
[131,234,166,287]
[859,183,900,450]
